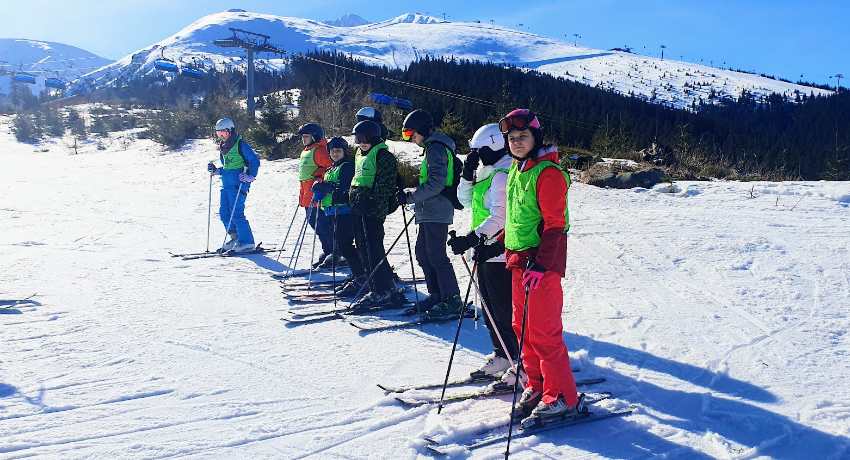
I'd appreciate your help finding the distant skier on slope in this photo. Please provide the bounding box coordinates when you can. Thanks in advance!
[495,109,581,428]
[447,123,519,383]
[207,118,260,253]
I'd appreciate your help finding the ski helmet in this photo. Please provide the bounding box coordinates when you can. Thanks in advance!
[469,123,506,151]
[297,123,325,145]
[352,120,382,146]
[215,118,235,132]
[327,136,350,153]
[498,109,540,134]
[402,109,433,141]
[356,107,384,124]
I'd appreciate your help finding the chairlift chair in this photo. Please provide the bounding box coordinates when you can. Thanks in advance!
[12,72,36,84]
[154,46,180,73]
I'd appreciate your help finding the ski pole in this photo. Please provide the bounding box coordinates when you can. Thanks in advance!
[331,211,339,310]
[437,234,478,414]
[206,167,214,253]
[400,205,422,325]
[283,211,309,278]
[307,204,321,286]
[275,205,300,263]
[220,181,244,251]
[505,282,531,459]
[459,253,516,371]
[343,212,416,310]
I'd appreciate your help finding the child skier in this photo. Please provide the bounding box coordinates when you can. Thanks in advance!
[448,123,518,381]
[348,120,406,308]
[311,137,367,294]
[496,109,581,428]
[207,118,260,253]
[296,123,334,267]
[397,110,462,319]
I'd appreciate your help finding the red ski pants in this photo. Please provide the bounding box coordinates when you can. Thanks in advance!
[511,269,579,406]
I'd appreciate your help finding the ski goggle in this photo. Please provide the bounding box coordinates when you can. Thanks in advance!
[498,111,539,134]
[354,133,371,144]
[401,127,417,141]
[216,129,229,136]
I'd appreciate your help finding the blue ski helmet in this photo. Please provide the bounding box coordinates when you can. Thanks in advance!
[297,123,325,145]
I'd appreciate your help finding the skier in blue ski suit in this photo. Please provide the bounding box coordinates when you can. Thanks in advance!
[208,118,261,252]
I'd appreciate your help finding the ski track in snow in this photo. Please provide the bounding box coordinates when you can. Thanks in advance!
[1,116,849,459]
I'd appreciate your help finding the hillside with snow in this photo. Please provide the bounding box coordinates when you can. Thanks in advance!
[0,39,111,96]
[75,10,831,109]
[1,114,849,458]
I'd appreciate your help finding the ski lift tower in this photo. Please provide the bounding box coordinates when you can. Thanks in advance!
[214,28,286,118]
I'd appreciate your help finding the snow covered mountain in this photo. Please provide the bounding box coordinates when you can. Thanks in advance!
[0,38,111,95]
[76,10,830,108]
[324,14,370,27]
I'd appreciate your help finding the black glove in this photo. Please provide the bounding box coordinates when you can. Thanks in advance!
[472,240,505,262]
[447,231,480,255]
[352,196,378,215]
[312,181,335,193]
[332,189,349,205]
[462,150,480,181]
[207,163,220,175]
[396,190,410,205]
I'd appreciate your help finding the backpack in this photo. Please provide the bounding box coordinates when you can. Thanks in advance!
[429,140,464,210]
[386,171,404,215]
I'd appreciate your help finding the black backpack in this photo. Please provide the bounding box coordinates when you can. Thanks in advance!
[429,140,464,210]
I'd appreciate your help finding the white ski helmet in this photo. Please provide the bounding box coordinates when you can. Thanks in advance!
[469,123,505,151]
[215,118,235,131]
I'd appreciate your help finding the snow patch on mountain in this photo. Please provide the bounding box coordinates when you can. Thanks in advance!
[0,38,111,96]
[324,14,371,27]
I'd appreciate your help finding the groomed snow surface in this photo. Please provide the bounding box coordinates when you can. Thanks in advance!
[1,120,849,459]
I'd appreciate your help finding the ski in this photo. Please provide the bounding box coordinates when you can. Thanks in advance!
[271,266,351,280]
[0,294,37,308]
[280,313,344,324]
[288,303,415,318]
[378,375,498,393]
[425,406,633,455]
[178,243,280,260]
[396,379,606,406]
[170,244,282,259]
[349,310,476,333]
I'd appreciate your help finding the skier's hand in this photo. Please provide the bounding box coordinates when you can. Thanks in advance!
[312,181,335,193]
[312,190,326,203]
[448,231,479,255]
[239,173,255,183]
[472,240,504,262]
[396,190,410,205]
[332,189,349,205]
[462,150,480,182]
[208,163,221,176]
[521,262,546,290]
[352,196,378,215]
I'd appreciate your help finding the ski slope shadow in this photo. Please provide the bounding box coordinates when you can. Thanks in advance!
[235,253,287,272]
[564,332,850,459]
[522,52,614,68]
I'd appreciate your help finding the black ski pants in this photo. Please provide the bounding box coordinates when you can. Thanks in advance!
[354,214,394,295]
[329,213,365,277]
[415,222,460,301]
[478,260,518,360]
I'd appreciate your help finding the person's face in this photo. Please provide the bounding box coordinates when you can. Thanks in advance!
[330,147,346,162]
[411,132,425,144]
[507,129,534,158]
[217,129,230,142]
[301,134,314,146]
[358,142,372,152]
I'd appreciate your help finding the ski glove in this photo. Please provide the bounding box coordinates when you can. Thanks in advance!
[239,173,255,183]
[521,262,546,290]
[208,163,221,176]
[312,190,326,203]
[448,231,480,255]
[312,181,335,193]
[351,196,378,215]
[396,190,411,205]
[462,150,480,182]
[331,189,349,205]
[472,240,504,262]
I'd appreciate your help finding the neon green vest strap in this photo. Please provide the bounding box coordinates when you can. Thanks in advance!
[418,146,454,186]
[221,136,246,170]
[320,164,343,209]
[298,146,319,182]
[471,168,509,230]
[351,143,387,188]
[504,161,570,251]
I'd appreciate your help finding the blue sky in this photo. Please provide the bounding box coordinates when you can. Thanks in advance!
[5,0,848,86]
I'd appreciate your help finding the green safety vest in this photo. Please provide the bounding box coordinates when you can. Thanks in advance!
[320,162,344,209]
[299,146,320,182]
[471,168,509,230]
[504,161,570,251]
[419,145,455,187]
[221,136,246,170]
[351,143,387,188]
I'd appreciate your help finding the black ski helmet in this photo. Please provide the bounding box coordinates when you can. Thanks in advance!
[352,120,383,146]
[297,123,325,145]
[327,136,350,153]
[402,109,434,140]
[356,107,384,124]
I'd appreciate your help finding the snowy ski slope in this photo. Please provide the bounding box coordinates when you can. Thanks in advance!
[76,10,831,109]
[1,118,849,458]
